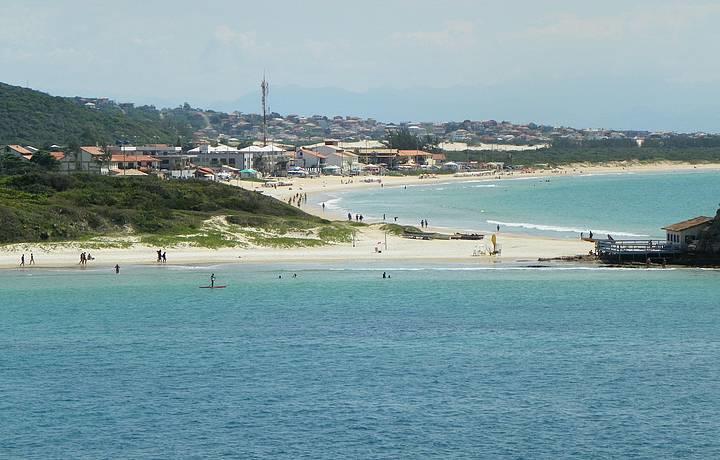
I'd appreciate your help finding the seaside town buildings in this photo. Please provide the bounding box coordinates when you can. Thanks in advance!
[3,96,715,179]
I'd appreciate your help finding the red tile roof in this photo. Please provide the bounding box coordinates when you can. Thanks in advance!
[8,144,32,155]
[80,146,106,156]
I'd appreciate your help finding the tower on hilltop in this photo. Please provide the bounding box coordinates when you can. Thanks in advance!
[261,75,269,146]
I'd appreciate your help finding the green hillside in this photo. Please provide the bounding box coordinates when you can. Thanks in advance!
[0,82,204,147]
[0,173,352,246]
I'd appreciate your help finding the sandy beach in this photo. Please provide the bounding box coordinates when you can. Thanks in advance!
[1,161,717,270]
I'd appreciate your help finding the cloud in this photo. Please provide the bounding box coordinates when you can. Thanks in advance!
[521,3,720,42]
[392,20,475,47]
[214,25,259,50]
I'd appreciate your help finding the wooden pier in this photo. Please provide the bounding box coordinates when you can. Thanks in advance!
[595,239,683,264]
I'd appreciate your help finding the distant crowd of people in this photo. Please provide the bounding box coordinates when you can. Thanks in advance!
[288,193,307,208]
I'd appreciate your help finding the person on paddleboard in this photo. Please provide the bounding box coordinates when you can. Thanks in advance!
[210,273,216,287]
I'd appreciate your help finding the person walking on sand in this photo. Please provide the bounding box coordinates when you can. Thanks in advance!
[29,253,34,265]
[162,251,167,263]
[20,254,25,267]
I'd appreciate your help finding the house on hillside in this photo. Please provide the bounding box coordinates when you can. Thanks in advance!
[51,147,105,173]
[5,145,34,160]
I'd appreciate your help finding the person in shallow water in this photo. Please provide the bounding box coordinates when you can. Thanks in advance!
[114,264,120,274]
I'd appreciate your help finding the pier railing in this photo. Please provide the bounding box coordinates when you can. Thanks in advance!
[595,239,682,255]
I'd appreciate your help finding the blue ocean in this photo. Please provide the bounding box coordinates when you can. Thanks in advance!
[319,170,720,238]
[2,264,720,458]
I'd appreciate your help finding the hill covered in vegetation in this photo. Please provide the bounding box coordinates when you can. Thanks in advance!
[0,82,206,147]
[0,173,352,247]
[447,138,720,167]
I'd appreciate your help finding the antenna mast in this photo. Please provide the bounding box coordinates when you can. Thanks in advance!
[261,75,269,146]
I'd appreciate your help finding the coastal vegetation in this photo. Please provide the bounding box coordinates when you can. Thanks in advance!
[0,172,354,247]
[448,138,720,166]
[0,82,203,146]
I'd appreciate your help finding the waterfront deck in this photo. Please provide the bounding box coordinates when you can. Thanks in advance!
[595,239,683,263]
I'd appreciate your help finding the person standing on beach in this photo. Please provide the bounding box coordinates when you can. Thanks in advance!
[29,253,34,265]
[20,254,25,267]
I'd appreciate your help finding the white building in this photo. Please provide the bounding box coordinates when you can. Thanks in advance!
[188,144,248,169]
[662,216,713,249]
[239,144,290,175]
[303,140,359,173]
[134,144,195,171]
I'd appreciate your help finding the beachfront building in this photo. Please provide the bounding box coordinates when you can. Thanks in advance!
[663,216,714,250]
[109,154,159,174]
[397,149,433,168]
[293,148,326,173]
[239,144,289,175]
[188,144,249,169]
[134,144,196,173]
[356,147,401,169]
[307,141,360,173]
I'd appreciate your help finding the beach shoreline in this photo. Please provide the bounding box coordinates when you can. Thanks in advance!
[1,161,717,270]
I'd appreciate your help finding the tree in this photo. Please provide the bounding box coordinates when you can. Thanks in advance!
[29,151,60,171]
[386,128,420,150]
[386,128,439,151]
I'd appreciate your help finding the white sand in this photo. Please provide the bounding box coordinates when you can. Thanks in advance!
[1,162,716,270]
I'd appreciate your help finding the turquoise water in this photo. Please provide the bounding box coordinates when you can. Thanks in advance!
[2,264,720,458]
[319,171,720,238]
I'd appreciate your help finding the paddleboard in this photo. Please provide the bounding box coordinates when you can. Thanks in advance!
[199,285,227,289]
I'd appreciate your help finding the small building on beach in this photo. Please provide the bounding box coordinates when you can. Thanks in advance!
[662,216,714,250]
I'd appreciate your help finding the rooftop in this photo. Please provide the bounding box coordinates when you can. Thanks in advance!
[662,216,713,232]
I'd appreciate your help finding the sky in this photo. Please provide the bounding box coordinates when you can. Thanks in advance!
[1,0,719,132]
